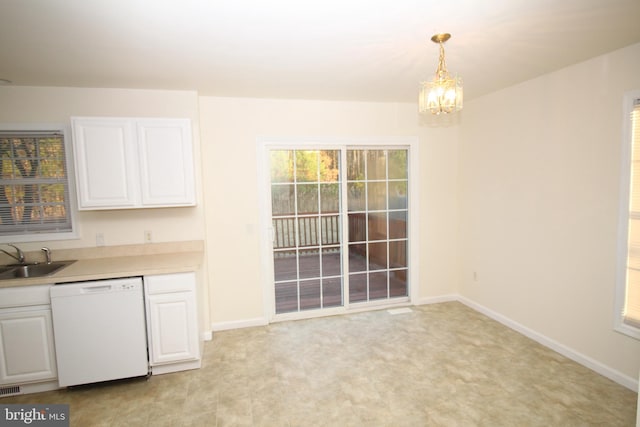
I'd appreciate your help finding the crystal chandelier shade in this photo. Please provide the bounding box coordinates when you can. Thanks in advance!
[419,33,463,115]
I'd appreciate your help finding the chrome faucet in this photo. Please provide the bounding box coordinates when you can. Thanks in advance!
[41,247,52,264]
[0,244,25,264]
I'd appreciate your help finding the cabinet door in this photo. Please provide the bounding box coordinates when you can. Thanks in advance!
[0,309,57,385]
[137,119,195,206]
[72,118,139,209]
[146,291,199,365]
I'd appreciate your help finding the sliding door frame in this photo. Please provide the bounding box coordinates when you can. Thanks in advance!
[258,137,420,323]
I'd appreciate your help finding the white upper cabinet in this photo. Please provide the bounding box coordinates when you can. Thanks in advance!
[137,119,195,206]
[71,117,196,210]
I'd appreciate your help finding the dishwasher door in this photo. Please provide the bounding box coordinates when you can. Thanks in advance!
[50,278,149,387]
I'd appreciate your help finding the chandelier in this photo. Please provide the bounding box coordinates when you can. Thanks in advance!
[419,33,463,115]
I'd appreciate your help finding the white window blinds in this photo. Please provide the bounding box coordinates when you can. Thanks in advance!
[624,99,640,327]
[0,130,73,236]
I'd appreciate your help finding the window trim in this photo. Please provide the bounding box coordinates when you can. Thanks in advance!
[614,90,640,340]
[0,123,79,243]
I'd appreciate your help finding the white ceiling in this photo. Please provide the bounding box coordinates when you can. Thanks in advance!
[1,0,640,103]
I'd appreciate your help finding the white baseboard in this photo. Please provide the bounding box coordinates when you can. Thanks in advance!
[0,380,60,397]
[415,294,459,305]
[456,295,638,392]
[211,316,268,332]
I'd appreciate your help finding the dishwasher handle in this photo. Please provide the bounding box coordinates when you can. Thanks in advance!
[81,285,113,293]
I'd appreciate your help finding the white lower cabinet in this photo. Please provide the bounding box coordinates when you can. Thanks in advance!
[144,272,201,374]
[0,285,58,395]
[0,308,57,386]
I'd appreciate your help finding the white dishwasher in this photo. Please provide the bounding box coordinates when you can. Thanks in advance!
[50,277,149,387]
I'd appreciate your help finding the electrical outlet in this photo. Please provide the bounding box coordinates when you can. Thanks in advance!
[96,233,105,247]
[473,271,478,282]
[144,230,152,244]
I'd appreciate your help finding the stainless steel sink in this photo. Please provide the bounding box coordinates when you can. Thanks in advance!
[0,260,75,280]
[0,266,14,275]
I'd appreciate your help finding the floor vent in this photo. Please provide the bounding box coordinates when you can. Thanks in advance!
[387,307,413,315]
[0,385,20,396]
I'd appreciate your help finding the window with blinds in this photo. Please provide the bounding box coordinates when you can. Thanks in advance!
[620,96,640,332]
[0,129,74,239]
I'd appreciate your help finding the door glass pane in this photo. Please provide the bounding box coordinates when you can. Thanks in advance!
[389,211,407,239]
[349,273,367,302]
[368,242,387,270]
[323,277,342,307]
[367,182,386,210]
[388,150,407,179]
[367,150,386,180]
[347,150,365,180]
[297,184,318,214]
[270,151,294,183]
[300,279,321,310]
[296,151,319,182]
[299,249,320,279]
[389,241,407,268]
[321,216,340,245]
[321,247,341,276]
[348,213,366,242]
[390,270,408,297]
[368,212,387,240]
[389,182,407,209]
[271,149,343,314]
[271,185,295,216]
[297,217,318,247]
[347,182,365,211]
[349,243,367,272]
[369,271,388,300]
[320,183,339,213]
[275,281,298,313]
[319,150,340,182]
[274,250,297,281]
[273,218,296,249]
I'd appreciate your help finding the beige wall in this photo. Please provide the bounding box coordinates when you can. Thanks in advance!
[458,42,640,380]
[0,86,206,250]
[198,97,460,326]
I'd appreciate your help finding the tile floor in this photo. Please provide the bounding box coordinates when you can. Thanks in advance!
[2,302,637,426]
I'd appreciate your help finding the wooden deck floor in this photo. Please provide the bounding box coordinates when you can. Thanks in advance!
[274,252,407,313]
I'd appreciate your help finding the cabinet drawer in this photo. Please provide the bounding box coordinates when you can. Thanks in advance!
[144,272,195,295]
[0,285,52,309]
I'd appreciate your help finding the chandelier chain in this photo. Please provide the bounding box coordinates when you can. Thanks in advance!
[435,42,450,81]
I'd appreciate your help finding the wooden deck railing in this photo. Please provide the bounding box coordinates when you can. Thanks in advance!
[273,215,341,249]
[273,213,406,273]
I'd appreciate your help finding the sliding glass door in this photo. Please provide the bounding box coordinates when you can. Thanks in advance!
[347,149,408,304]
[269,146,409,315]
[270,149,342,313]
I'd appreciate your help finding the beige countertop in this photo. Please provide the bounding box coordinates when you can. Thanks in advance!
[0,241,204,288]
